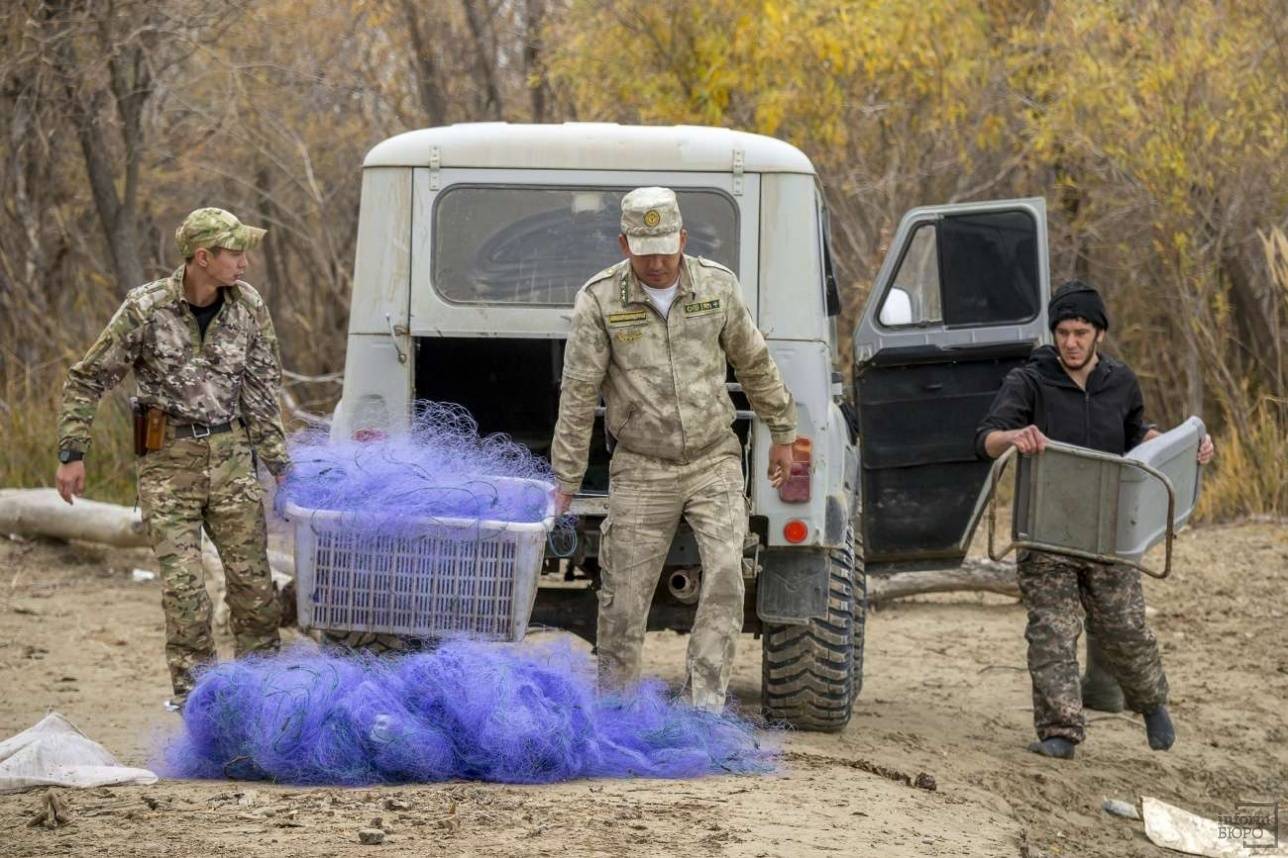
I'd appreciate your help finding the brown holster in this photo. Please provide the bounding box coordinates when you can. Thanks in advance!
[130,398,167,456]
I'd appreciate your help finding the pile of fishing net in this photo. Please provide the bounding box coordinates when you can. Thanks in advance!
[160,642,772,785]
[280,402,553,527]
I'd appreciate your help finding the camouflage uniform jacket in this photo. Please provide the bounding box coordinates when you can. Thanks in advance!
[58,266,289,476]
[552,255,796,495]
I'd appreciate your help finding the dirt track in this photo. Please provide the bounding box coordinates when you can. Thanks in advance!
[1,521,1285,857]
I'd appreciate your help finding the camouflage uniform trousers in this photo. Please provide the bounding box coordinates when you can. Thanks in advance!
[1017,550,1168,743]
[598,439,747,711]
[137,423,281,699]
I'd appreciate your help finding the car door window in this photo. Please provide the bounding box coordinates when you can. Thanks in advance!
[876,209,1040,330]
[879,223,941,326]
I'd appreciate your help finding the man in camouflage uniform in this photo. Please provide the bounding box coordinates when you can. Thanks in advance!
[55,208,289,708]
[551,187,797,712]
[977,281,1215,758]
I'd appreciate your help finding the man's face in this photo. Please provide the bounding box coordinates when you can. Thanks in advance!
[619,229,687,288]
[197,247,248,287]
[1054,318,1104,371]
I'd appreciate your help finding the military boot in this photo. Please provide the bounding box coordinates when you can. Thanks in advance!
[1144,706,1176,751]
[1027,737,1076,759]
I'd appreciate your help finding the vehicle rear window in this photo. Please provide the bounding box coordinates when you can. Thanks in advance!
[431,186,739,305]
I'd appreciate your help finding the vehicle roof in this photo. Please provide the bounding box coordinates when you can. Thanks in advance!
[363,123,816,174]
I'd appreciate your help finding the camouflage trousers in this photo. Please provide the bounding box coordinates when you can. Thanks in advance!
[1017,550,1168,743]
[599,440,747,711]
[137,423,281,699]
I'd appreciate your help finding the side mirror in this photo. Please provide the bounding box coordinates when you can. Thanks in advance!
[878,287,913,326]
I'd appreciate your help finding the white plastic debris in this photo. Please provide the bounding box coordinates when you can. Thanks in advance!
[1142,796,1286,857]
[131,568,157,583]
[0,713,158,793]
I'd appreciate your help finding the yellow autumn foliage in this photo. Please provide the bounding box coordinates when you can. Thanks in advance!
[0,0,1283,517]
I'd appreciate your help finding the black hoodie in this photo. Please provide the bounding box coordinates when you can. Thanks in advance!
[974,345,1154,459]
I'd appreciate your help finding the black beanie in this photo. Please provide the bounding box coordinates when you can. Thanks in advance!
[1048,279,1108,331]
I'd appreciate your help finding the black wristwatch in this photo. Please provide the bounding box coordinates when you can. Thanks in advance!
[58,449,84,464]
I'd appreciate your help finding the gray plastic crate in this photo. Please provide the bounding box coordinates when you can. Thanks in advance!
[973,417,1205,577]
[284,479,555,642]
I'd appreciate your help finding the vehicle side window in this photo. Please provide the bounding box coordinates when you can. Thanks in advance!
[877,210,1040,329]
[819,197,841,318]
[432,186,739,306]
[938,210,1039,326]
[879,223,940,326]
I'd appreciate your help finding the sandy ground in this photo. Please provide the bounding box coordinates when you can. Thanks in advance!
[1,521,1285,857]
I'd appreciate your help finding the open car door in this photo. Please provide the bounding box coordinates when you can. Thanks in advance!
[853,198,1050,572]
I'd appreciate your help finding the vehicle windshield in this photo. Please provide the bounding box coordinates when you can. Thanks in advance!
[432,186,739,305]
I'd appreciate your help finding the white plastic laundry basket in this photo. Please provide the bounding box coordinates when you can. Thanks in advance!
[284,479,554,642]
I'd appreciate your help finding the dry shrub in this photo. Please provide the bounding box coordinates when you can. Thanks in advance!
[1195,227,1288,522]
[1196,399,1288,522]
[0,357,137,506]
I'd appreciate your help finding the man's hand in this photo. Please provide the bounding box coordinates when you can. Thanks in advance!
[553,489,574,515]
[1008,425,1049,455]
[985,425,1049,458]
[1197,434,1215,465]
[55,461,87,505]
[768,443,795,488]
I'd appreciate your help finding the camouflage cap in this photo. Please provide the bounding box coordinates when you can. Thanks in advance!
[620,187,683,255]
[175,208,266,258]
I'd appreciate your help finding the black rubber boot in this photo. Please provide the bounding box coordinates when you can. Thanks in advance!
[1081,632,1125,713]
[1027,737,1076,759]
[1144,706,1175,751]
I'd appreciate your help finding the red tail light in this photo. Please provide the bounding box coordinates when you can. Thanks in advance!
[783,520,809,543]
[778,436,812,503]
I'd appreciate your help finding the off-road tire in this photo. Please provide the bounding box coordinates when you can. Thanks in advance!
[761,524,865,731]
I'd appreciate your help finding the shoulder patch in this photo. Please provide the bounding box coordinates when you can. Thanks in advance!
[128,279,175,313]
[696,256,734,275]
[583,264,620,287]
[232,280,265,309]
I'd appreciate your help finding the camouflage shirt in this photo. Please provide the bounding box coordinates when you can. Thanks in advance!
[551,255,796,494]
[58,266,290,475]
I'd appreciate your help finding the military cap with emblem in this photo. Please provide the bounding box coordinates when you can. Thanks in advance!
[175,208,267,258]
[620,187,683,255]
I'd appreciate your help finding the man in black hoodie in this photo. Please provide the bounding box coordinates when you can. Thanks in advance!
[976,280,1215,759]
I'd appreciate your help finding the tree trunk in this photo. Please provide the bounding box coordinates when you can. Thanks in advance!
[868,558,1019,605]
[54,10,148,290]
[400,0,448,125]
[0,489,148,547]
[255,165,287,322]
[524,0,547,122]
[462,0,504,119]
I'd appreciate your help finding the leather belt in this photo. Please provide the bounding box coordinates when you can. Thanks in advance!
[172,421,234,440]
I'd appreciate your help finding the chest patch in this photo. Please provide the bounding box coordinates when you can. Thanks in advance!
[683,299,721,317]
[607,310,649,327]
[614,329,644,344]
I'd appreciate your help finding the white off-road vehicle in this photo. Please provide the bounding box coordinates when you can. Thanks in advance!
[331,122,1053,730]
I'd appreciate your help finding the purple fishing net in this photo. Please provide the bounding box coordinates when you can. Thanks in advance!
[159,642,773,785]
[280,402,555,528]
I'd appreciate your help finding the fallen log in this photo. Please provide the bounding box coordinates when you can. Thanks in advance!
[868,558,1019,604]
[0,489,147,548]
[2,486,1016,612]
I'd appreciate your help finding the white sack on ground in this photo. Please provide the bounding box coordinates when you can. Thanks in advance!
[1142,796,1286,858]
[0,712,157,793]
